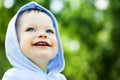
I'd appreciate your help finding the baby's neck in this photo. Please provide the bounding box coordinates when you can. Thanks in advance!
[34,60,48,73]
[30,58,49,73]
[41,68,47,74]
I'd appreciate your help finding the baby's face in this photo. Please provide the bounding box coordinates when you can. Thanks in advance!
[17,11,58,63]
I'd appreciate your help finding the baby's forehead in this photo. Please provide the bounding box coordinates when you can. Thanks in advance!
[17,9,54,26]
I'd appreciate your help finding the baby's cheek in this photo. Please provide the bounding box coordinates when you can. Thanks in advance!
[19,41,30,56]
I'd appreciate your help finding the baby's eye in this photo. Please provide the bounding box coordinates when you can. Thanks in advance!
[46,29,54,34]
[26,28,35,32]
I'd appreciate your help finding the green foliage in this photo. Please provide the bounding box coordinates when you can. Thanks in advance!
[0,0,120,80]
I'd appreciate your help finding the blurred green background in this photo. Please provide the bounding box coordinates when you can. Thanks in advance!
[0,0,120,80]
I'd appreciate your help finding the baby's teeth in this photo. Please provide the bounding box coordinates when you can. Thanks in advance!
[38,43,46,46]
[39,43,43,46]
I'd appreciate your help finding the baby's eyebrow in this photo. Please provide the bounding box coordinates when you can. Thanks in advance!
[46,26,55,30]
[22,24,35,30]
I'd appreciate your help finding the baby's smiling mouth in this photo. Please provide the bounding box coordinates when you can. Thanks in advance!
[33,41,51,47]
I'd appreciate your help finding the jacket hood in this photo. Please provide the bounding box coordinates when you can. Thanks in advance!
[5,2,65,73]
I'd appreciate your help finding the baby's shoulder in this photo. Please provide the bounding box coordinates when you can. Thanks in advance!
[2,68,18,80]
[2,68,30,80]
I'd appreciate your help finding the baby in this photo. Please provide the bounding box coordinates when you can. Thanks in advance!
[2,2,66,80]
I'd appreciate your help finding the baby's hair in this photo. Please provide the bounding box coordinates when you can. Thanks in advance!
[21,9,41,14]
[17,9,42,20]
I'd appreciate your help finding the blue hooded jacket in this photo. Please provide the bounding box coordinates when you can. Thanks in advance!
[2,2,66,80]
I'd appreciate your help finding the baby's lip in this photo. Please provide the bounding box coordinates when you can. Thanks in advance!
[33,41,51,47]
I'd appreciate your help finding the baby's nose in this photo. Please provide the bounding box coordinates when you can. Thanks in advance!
[38,33,47,38]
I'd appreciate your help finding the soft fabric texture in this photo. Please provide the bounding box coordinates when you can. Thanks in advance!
[2,2,66,80]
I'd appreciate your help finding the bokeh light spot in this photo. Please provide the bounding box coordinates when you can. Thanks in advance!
[4,0,14,9]
[50,0,64,13]
[94,0,109,10]
[69,40,80,51]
